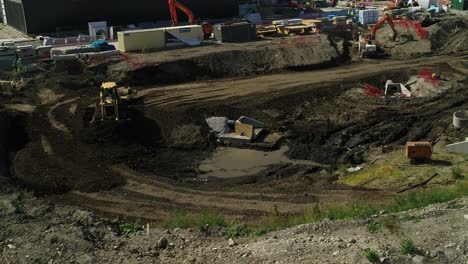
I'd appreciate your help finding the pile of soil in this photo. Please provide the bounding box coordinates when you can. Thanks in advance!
[378,16,468,58]
[107,35,349,86]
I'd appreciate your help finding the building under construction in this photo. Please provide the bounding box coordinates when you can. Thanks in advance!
[0,0,239,34]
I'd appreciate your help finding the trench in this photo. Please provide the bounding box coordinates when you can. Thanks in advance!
[0,110,29,178]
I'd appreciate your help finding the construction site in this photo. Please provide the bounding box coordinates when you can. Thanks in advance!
[0,0,468,263]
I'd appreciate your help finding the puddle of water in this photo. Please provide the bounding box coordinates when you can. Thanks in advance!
[199,146,326,179]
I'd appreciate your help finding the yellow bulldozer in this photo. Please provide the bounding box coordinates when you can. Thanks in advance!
[98,82,137,121]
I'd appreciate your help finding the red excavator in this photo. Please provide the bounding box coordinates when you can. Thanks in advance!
[168,0,213,39]
[358,13,397,58]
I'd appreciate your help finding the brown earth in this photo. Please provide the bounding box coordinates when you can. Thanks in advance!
[0,14,466,239]
[1,183,467,264]
[0,50,465,224]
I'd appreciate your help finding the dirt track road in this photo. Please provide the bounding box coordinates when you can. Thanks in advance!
[55,52,467,223]
[140,52,468,107]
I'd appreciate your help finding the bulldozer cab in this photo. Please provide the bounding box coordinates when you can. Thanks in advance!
[99,82,120,120]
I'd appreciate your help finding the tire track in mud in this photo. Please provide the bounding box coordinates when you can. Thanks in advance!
[47,97,80,133]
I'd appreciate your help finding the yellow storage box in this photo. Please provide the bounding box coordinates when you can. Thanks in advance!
[118,28,166,52]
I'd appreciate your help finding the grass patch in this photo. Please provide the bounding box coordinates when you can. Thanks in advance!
[448,202,464,209]
[338,164,401,187]
[224,224,251,238]
[451,166,464,180]
[404,215,422,223]
[164,211,194,229]
[161,182,468,233]
[381,216,401,234]
[119,223,144,234]
[364,249,380,263]
[400,239,416,255]
[367,220,383,234]
[0,219,15,237]
[196,212,226,230]
[251,227,269,236]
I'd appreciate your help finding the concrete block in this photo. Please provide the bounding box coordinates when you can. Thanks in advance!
[447,140,468,154]
[219,133,252,144]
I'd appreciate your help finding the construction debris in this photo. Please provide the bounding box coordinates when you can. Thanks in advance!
[206,116,266,144]
[406,141,432,162]
[453,110,468,128]
[384,80,412,97]
[447,138,468,154]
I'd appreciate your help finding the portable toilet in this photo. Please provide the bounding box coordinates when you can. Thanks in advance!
[452,0,468,10]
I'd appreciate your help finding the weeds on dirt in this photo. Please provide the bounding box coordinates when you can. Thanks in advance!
[255,182,468,231]
[400,239,416,255]
[381,216,401,234]
[196,212,226,231]
[164,183,468,232]
[338,165,349,175]
[451,167,464,180]
[0,218,15,237]
[223,224,251,238]
[448,202,464,209]
[367,220,383,234]
[164,211,194,229]
[364,249,380,263]
[404,215,423,223]
[119,223,144,234]
[251,227,269,237]
[338,164,400,187]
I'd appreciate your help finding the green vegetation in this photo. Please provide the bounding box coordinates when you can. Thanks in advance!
[451,166,464,179]
[381,216,401,234]
[196,212,226,230]
[400,239,416,255]
[251,227,269,237]
[0,219,15,236]
[364,249,380,263]
[223,224,251,238]
[164,211,194,229]
[119,223,144,234]
[404,215,422,222]
[338,164,400,187]
[367,220,383,234]
[161,182,468,234]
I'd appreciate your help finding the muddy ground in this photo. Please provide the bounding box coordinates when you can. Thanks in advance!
[0,15,467,262]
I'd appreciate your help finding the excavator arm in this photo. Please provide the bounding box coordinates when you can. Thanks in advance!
[168,0,195,26]
[370,13,397,39]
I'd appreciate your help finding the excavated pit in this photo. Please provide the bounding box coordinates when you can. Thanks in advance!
[0,110,29,178]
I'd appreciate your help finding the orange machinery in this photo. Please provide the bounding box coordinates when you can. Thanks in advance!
[168,0,213,39]
[359,13,397,57]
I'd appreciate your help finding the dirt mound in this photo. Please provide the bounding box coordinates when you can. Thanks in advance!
[108,35,348,86]
[80,112,161,147]
[378,16,468,58]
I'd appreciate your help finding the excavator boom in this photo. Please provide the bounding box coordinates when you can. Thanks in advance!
[168,0,195,26]
[370,13,396,38]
